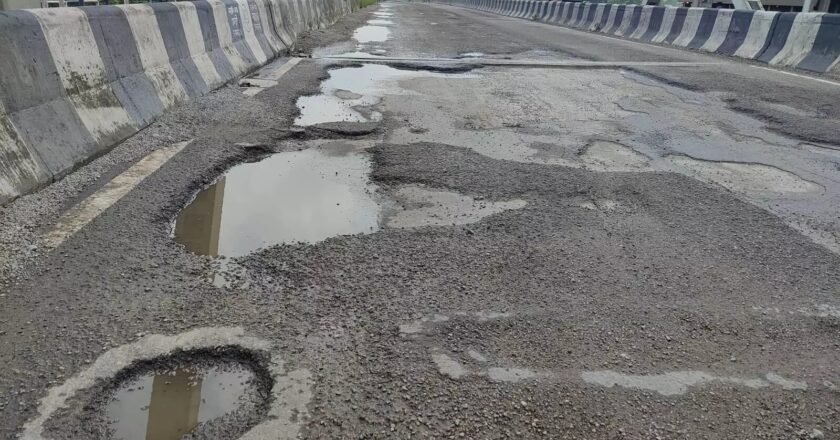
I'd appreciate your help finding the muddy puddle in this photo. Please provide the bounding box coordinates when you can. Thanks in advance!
[295,64,475,126]
[105,361,260,440]
[174,146,380,257]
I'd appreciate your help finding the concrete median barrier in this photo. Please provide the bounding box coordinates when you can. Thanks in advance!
[440,0,840,75]
[0,0,355,205]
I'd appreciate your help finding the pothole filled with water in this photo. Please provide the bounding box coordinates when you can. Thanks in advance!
[173,144,381,257]
[295,64,476,126]
[100,353,269,440]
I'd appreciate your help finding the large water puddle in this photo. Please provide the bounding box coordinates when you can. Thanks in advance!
[106,361,260,440]
[353,25,390,43]
[174,146,380,257]
[295,64,475,126]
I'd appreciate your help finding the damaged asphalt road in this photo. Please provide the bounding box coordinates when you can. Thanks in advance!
[2,1,840,439]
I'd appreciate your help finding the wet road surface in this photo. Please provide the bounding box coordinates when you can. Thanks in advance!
[2,2,840,439]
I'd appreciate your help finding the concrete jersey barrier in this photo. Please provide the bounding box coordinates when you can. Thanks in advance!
[0,0,355,205]
[437,0,840,75]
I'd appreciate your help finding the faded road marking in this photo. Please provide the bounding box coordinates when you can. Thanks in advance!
[582,370,807,396]
[316,55,721,69]
[751,65,840,88]
[241,57,302,97]
[43,141,192,249]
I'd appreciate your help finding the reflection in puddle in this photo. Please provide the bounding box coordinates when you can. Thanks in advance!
[367,19,393,25]
[353,25,390,43]
[295,64,475,126]
[106,364,257,440]
[174,147,380,257]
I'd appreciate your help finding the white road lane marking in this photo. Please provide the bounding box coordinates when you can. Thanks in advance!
[316,56,721,69]
[240,57,303,96]
[43,141,192,248]
[751,65,840,88]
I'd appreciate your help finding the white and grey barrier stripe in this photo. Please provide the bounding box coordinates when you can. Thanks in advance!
[0,0,357,205]
[438,0,840,76]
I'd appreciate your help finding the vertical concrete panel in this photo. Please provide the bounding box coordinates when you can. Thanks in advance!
[734,11,777,58]
[0,11,96,178]
[539,1,550,20]
[599,4,615,32]
[265,0,295,48]
[770,13,823,67]
[797,14,840,72]
[151,3,210,98]
[757,12,796,63]
[82,6,164,127]
[518,0,528,18]
[686,8,719,49]
[0,106,49,204]
[584,3,598,27]
[629,6,655,40]
[563,2,576,24]
[716,10,754,55]
[207,0,250,76]
[516,0,527,18]
[652,7,676,43]
[664,8,688,44]
[191,0,239,81]
[672,8,703,47]
[573,3,586,27]
[548,1,562,22]
[606,5,625,34]
[244,0,277,57]
[700,9,733,52]
[513,0,528,18]
[31,8,137,147]
[235,0,270,63]
[220,0,260,67]
[589,4,606,30]
[615,5,639,37]
[255,0,287,51]
[640,6,665,41]
[174,2,224,89]
[122,5,190,109]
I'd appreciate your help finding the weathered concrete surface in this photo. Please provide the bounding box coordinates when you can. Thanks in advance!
[0,0,355,205]
[1,2,840,439]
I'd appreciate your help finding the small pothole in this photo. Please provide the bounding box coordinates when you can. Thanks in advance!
[105,361,260,440]
[75,347,274,440]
